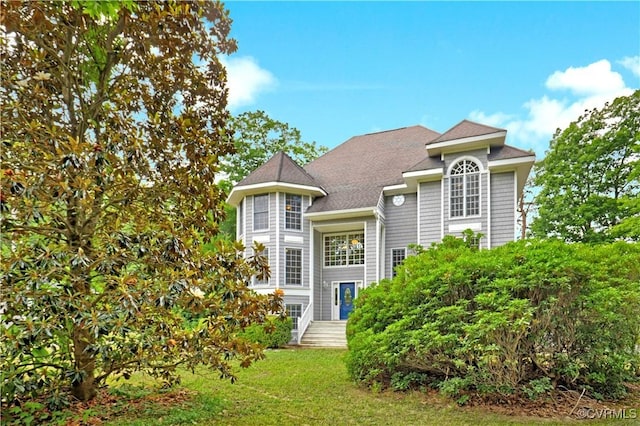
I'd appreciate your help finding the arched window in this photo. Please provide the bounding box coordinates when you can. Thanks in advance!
[450,159,480,217]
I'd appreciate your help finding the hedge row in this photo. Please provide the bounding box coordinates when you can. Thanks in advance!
[346,238,640,400]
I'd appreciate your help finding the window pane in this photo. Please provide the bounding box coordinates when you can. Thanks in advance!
[285,248,302,285]
[348,232,365,265]
[391,248,406,278]
[254,195,269,230]
[325,235,347,266]
[450,175,464,217]
[286,304,302,330]
[285,194,302,230]
[466,174,480,216]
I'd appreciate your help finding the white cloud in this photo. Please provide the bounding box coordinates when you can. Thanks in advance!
[220,56,276,110]
[469,59,636,157]
[618,55,640,77]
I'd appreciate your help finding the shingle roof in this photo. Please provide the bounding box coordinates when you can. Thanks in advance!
[488,145,535,160]
[304,126,440,213]
[429,119,505,144]
[235,151,320,188]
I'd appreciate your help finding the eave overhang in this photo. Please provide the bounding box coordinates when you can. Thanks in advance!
[227,182,327,207]
[305,207,376,222]
[488,155,536,194]
[426,131,507,157]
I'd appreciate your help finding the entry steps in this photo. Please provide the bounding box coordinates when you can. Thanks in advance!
[299,321,347,348]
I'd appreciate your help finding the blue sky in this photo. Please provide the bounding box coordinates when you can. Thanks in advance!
[221,1,639,158]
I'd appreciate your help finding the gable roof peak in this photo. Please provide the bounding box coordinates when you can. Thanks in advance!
[235,150,320,188]
[429,119,506,144]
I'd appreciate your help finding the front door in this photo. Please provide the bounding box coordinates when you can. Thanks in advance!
[339,282,356,320]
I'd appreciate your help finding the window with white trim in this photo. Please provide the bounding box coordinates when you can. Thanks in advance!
[238,200,244,235]
[324,232,365,267]
[253,248,269,286]
[391,248,406,278]
[285,248,302,285]
[253,194,269,230]
[285,194,302,230]
[450,160,480,217]
[286,304,302,330]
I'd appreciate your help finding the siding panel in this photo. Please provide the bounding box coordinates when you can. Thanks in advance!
[384,193,417,278]
[490,171,516,246]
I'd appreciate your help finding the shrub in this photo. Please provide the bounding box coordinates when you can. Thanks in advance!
[239,316,293,348]
[346,239,640,400]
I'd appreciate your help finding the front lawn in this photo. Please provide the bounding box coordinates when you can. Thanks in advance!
[70,348,633,425]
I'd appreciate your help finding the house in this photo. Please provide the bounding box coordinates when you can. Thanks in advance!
[227,120,535,342]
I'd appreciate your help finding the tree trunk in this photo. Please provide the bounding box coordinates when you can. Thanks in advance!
[72,325,97,401]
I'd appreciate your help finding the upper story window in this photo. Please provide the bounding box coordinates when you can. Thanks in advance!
[450,160,480,218]
[237,199,244,236]
[285,248,302,285]
[285,194,302,230]
[324,232,365,267]
[253,194,269,231]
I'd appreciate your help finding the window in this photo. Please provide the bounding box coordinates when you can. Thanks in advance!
[285,194,302,230]
[324,232,365,267]
[253,248,269,286]
[286,304,302,330]
[450,160,480,217]
[253,194,269,230]
[391,248,406,278]
[285,248,302,285]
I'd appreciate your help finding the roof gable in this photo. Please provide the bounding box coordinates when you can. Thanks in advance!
[429,119,505,144]
[304,126,440,213]
[236,151,320,188]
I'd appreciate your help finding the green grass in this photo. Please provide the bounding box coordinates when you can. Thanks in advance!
[101,348,627,425]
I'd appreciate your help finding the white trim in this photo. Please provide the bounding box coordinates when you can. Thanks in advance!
[487,171,491,249]
[488,156,536,170]
[402,168,444,180]
[309,226,314,319]
[449,222,482,232]
[279,287,310,297]
[446,155,485,174]
[275,193,280,288]
[364,221,368,284]
[284,235,303,244]
[390,247,407,278]
[382,183,408,194]
[331,280,362,320]
[227,182,326,206]
[305,207,375,221]
[375,216,380,283]
[440,178,445,239]
[426,131,506,156]
[416,182,421,245]
[253,235,270,243]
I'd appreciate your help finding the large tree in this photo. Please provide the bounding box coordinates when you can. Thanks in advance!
[0,0,281,407]
[531,90,640,242]
[217,110,328,237]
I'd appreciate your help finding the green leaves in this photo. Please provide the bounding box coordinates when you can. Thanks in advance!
[346,239,640,400]
[532,90,640,242]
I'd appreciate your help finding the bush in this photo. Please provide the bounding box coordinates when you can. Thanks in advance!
[239,316,293,348]
[346,238,640,400]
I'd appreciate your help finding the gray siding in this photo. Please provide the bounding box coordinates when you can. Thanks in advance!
[419,181,441,248]
[384,193,417,278]
[313,229,323,320]
[364,217,377,286]
[490,171,516,247]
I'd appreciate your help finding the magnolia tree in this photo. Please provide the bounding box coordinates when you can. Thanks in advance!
[0,0,281,406]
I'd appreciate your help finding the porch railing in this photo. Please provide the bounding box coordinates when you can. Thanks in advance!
[296,302,313,344]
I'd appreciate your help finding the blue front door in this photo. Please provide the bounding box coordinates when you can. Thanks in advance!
[339,282,356,320]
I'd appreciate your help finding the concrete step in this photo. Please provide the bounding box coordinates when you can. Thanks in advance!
[299,321,347,348]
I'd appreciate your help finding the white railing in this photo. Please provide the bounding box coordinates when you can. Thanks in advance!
[296,302,313,344]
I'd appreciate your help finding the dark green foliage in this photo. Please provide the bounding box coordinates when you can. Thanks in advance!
[346,238,640,400]
[238,316,293,349]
